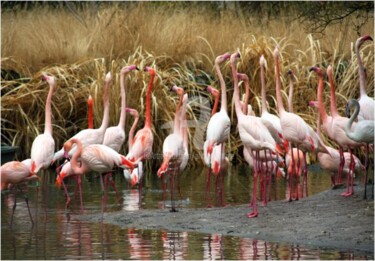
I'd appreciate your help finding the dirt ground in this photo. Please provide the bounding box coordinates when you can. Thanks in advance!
[80,185,374,255]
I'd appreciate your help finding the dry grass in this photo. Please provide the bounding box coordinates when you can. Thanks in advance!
[1,3,374,165]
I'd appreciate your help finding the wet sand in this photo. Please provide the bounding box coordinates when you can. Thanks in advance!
[80,185,374,255]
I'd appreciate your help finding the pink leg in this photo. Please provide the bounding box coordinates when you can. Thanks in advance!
[337,147,345,184]
[247,151,259,218]
[206,167,212,208]
[363,144,369,199]
[341,148,354,197]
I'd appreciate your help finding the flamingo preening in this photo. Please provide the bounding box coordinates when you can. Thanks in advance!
[157,85,185,212]
[345,99,374,198]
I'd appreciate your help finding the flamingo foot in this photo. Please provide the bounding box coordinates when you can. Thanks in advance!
[170,208,178,213]
[341,191,352,197]
[246,211,258,218]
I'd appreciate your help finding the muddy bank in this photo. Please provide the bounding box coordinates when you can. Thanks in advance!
[80,185,374,255]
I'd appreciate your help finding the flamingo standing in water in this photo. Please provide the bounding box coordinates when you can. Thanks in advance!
[204,53,231,206]
[1,159,40,226]
[56,138,136,221]
[355,35,374,121]
[125,67,156,190]
[53,72,112,163]
[345,99,374,198]
[326,65,363,196]
[30,74,55,174]
[230,52,280,218]
[157,85,185,212]
[273,47,329,201]
[308,100,364,188]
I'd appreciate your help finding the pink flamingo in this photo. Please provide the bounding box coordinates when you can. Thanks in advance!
[230,52,279,217]
[30,73,55,174]
[308,100,364,188]
[326,65,363,196]
[355,35,374,121]
[56,138,136,221]
[53,72,112,162]
[1,159,40,226]
[87,95,94,129]
[273,47,329,200]
[287,69,296,113]
[345,98,374,198]
[157,85,185,212]
[125,67,156,190]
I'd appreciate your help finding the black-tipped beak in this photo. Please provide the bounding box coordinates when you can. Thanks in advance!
[288,69,293,75]
[309,67,315,72]
[135,67,140,71]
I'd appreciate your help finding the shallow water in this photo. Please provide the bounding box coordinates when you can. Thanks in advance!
[1,165,372,260]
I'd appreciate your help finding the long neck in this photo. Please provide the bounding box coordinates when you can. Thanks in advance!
[242,82,250,114]
[180,96,188,149]
[356,41,367,96]
[128,114,139,151]
[118,73,127,129]
[231,61,244,118]
[69,139,86,175]
[345,101,360,138]
[260,64,268,113]
[145,73,155,128]
[316,108,322,138]
[327,70,339,117]
[317,74,328,122]
[288,78,294,113]
[44,82,54,134]
[99,80,110,131]
[211,93,220,116]
[274,53,285,114]
[215,62,227,112]
[88,96,93,129]
[173,94,183,134]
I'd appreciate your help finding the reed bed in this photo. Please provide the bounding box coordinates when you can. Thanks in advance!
[1,3,374,166]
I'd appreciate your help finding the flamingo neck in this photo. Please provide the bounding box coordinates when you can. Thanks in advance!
[145,73,155,128]
[180,96,188,150]
[231,61,244,118]
[288,79,294,113]
[44,82,54,135]
[128,114,139,151]
[274,55,285,114]
[345,100,360,138]
[99,80,110,131]
[317,74,328,122]
[211,93,220,116]
[260,64,268,113]
[173,93,184,134]
[88,99,93,129]
[356,41,367,96]
[118,73,127,130]
[327,70,339,117]
[215,62,227,112]
[69,139,86,175]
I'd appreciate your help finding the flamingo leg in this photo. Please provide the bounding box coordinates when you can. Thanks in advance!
[302,151,308,198]
[220,143,225,207]
[77,176,83,212]
[107,172,122,204]
[288,146,295,202]
[170,167,178,212]
[206,165,212,208]
[10,187,17,228]
[99,173,105,223]
[18,186,34,226]
[247,151,259,218]
[342,148,354,197]
[363,144,369,199]
[337,147,345,185]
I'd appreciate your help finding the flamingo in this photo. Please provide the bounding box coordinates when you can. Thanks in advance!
[125,66,156,190]
[157,85,185,212]
[53,72,112,163]
[308,100,364,188]
[30,73,55,174]
[345,98,374,198]
[56,138,136,221]
[87,95,94,129]
[326,65,363,196]
[204,86,228,206]
[1,159,40,226]
[287,69,296,113]
[355,35,374,121]
[230,52,280,217]
[273,47,329,200]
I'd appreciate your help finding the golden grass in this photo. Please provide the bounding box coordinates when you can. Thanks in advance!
[1,3,374,165]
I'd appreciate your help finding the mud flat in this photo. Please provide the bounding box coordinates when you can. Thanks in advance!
[80,185,374,255]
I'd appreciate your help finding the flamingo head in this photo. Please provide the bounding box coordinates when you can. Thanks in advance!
[125,107,139,117]
[309,66,323,76]
[308,100,318,108]
[259,55,267,69]
[121,65,139,74]
[105,72,112,83]
[357,35,373,48]
[236,72,249,82]
[157,154,172,178]
[42,73,55,86]
[144,66,156,76]
[215,53,231,64]
[345,99,357,118]
[230,52,241,64]
[273,46,280,60]
[206,85,220,97]
[287,69,295,80]
[55,171,67,189]
[170,85,184,96]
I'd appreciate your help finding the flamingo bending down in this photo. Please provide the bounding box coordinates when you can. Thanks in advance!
[308,100,364,188]
[157,85,185,212]
[326,65,363,196]
[56,138,136,221]
[53,72,112,163]
[345,98,374,198]
[125,67,156,190]
[355,35,374,121]
[30,74,55,174]
[1,159,40,226]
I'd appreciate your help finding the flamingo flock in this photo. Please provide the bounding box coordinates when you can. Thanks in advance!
[1,35,373,223]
